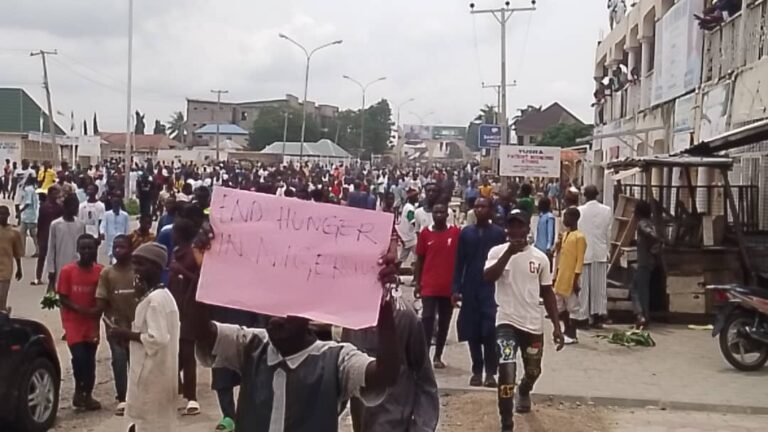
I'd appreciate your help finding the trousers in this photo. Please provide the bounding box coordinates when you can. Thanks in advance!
[421,296,453,360]
[108,337,129,402]
[178,339,197,401]
[496,324,544,430]
[70,342,98,394]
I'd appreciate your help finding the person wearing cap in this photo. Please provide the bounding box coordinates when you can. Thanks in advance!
[108,242,179,432]
[483,209,564,432]
[18,174,40,257]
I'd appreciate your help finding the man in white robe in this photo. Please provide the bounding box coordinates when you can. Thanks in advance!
[108,243,179,431]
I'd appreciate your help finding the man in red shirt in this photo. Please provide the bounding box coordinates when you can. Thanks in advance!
[414,202,460,369]
[58,233,104,410]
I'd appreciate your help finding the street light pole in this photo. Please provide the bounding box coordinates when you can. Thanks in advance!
[279,34,343,163]
[281,112,290,162]
[124,0,134,197]
[482,80,517,123]
[395,98,415,164]
[342,75,386,156]
[470,1,536,173]
[210,89,229,161]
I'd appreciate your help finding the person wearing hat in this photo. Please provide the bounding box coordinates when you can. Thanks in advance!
[483,209,564,432]
[108,242,180,432]
[395,184,420,266]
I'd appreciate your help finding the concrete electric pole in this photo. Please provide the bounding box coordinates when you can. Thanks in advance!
[342,75,387,156]
[470,1,536,173]
[482,81,517,123]
[30,49,58,164]
[124,0,134,198]
[210,89,229,161]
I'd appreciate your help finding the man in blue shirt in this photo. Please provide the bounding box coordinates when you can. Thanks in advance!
[463,180,479,209]
[534,197,556,268]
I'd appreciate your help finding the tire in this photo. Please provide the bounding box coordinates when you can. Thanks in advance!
[719,310,768,372]
[14,357,59,432]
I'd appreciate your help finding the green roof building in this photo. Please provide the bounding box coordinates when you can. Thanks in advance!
[0,88,66,135]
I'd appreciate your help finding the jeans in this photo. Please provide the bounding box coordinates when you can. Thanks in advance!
[496,324,544,429]
[632,265,653,320]
[108,337,129,402]
[69,342,98,394]
[421,296,453,360]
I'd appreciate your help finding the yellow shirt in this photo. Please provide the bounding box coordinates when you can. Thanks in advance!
[554,229,586,297]
[38,168,57,191]
[479,185,493,198]
[0,225,22,281]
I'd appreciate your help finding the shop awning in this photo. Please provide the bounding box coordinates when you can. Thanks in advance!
[611,167,642,180]
[682,119,768,156]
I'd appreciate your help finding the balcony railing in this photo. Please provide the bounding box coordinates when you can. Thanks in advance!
[703,1,768,83]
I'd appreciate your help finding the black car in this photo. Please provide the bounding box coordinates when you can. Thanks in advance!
[0,311,60,432]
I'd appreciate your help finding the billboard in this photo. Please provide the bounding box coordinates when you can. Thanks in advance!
[499,146,561,178]
[432,126,466,140]
[652,0,704,106]
[402,124,432,144]
[478,124,502,148]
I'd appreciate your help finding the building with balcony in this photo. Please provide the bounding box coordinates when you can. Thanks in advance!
[589,0,768,231]
[185,94,339,147]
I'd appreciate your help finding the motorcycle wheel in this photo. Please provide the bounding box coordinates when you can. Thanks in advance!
[719,310,768,371]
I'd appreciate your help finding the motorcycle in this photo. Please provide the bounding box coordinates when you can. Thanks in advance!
[706,275,768,371]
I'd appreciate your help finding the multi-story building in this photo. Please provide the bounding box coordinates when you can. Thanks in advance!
[589,0,768,229]
[185,94,339,146]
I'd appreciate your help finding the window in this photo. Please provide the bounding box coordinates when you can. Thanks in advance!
[193,107,198,110]
[529,136,538,144]
[241,112,248,121]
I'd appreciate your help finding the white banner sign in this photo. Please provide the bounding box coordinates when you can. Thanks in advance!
[499,146,561,178]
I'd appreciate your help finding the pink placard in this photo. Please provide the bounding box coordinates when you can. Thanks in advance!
[197,188,394,329]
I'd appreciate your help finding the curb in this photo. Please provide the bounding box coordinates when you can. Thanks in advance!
[437,387,768,416]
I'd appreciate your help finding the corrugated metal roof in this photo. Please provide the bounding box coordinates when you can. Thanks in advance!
[261,139,351,158]
[194,124,249,135]
[0,88,66,135]
[606,154,734,170]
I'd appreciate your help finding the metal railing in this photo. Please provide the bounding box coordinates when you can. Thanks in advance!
[703,1,768,83]
[618,183,761,235]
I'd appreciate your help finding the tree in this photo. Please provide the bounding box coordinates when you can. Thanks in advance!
[153,120,166,135]
[167,111,185,143]
[134,110,146,135]
[466,104,499,151]
[248,106,322,151]
[92,113,99,134]
[538,123,594,147]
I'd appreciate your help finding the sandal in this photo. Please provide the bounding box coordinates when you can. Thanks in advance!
[115,401,126,416]
[183,400,201,416]
[215,416,236,432]
[433,359,447,369]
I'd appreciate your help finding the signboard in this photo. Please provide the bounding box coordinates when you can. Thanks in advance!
[700,81,731,141]
[197,188,395,329]
[402,124,432,144]
[652,0,704,106]
[499,146,561,177]
[431,126,466,140]
[672,93,696,153]
[478,124,502,148]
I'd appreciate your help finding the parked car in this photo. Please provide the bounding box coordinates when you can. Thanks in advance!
[0,311,60,431]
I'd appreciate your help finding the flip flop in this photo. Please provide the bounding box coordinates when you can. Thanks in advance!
[183,400,201,416]
[215,416,235,432]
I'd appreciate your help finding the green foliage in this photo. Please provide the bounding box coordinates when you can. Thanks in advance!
[538,123,593,148]
[124,198,140,216]
[40,292,60,310]
[595,330,656,347]
[248,99,393,157]
[466,104,499,151]
[167,111,185,143]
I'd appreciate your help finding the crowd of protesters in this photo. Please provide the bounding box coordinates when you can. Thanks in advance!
[0,153,658,432]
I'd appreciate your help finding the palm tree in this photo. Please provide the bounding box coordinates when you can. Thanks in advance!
[476,104,497,124]
[167,111,186,144]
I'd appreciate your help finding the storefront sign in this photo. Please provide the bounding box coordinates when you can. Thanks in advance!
[499,146,561,177]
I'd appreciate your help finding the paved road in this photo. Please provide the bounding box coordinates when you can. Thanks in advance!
[4,216,768,431]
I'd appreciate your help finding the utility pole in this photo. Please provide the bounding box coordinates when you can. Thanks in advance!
[124,0,134,198]
[30,49,58,164]
[281,112,290,162]
[211,89,229,161]
[482,81,517,123]
[342,75,387,156]
[470,1,536,173]
[395,98,415,164]
[279,34,343,163]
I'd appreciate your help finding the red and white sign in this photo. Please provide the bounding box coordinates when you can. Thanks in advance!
[499,146,561,178]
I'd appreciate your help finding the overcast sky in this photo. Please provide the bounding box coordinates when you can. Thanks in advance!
[0,0,609,133]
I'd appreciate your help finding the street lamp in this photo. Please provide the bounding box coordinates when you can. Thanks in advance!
[408,110,434,125]
[395,98,415,133]
[342,75,386,155]
[394,98,415,163]
[279,33,343,162]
